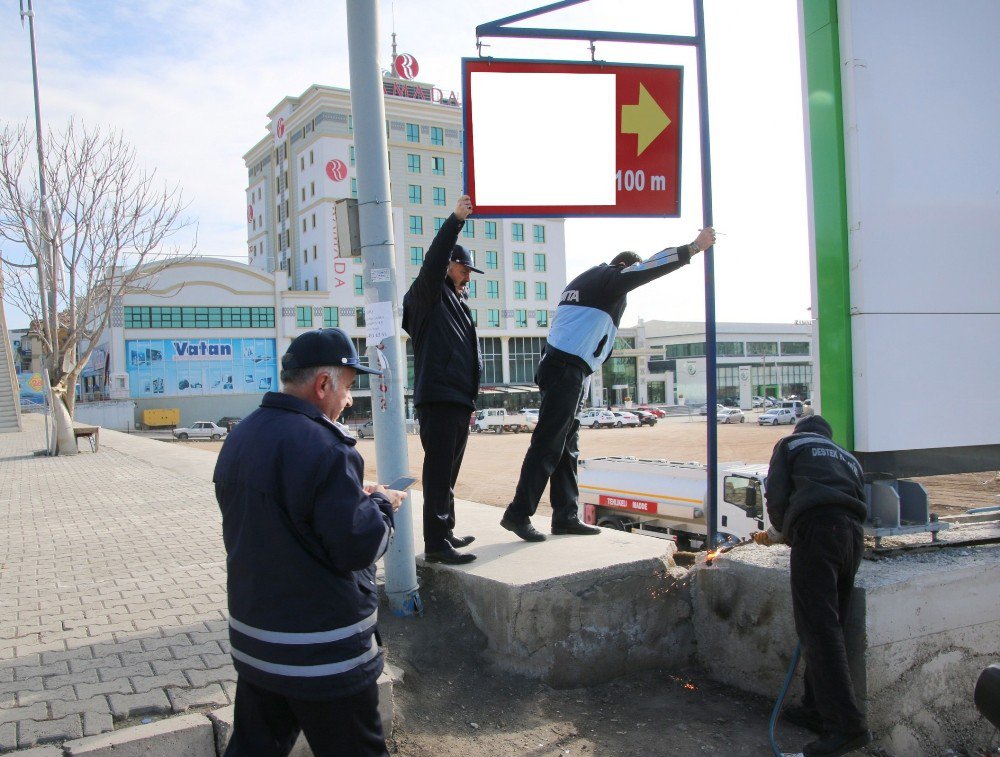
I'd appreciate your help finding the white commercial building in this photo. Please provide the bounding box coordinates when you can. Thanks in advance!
[597,319,814,409]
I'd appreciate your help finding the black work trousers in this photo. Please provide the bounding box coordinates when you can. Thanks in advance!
[416,401,471,552]
[790,509,868,735]
[505,355,589,525]
[224,676,387,757]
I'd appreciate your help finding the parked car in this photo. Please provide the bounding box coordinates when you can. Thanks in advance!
[612,411,641,428]
[577,409,616,429]
[216,416,242,432]
[357,421,375,439]
[633,410,658,426]
[752,396,766,408]
[172,421,228,440]
[757,408,797,426]
[635,405,666,418]
[521,408,539,430]
[717,408,746,424]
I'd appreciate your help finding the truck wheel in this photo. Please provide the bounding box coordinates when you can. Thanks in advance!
[740,416,745,423]
[598,516,630,531]
[177,432,189,440]
[494,426,502,434]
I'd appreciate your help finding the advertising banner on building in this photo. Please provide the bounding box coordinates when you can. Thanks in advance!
[125,338,277,398]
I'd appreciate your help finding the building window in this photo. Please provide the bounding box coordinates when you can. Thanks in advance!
[296,306,313,327]
[407,154,421,173]
[512,252,525,271]
[409,215,423,235]
[309,150,314,164]
[313,245,317,260]
[304,281,309,291]
[513,281,526,300]
[747,341,779,356]
[310,181,315,197]
[434,217,445,232]
[536,310,549,327]
[535,282,547,300]
[487,280,499,299]
[469,308,478,326]
[485,221,497,240]
[351,178,357,198]
[323,307,339,327]
[480,337,502,382]
[485,250,498,269]
[304,249,308,263]
[509,336,546,381]
[512,222,524,242]
[354,274,364,296]
[348,115,353,132]
[406,122,420,142]
[350,146,355,165]
[533,224,545,243]
[467,280,477,298]
[534,253,547,272]
[314,276,318,290]
[410,246,424,266]
[664,342,707,358]
[302,218,307,232]
[781,341,811,356]
[433,186,446,206]
[408,184,422,204]
[717,341,745,357]
[300,156,305,171]
[431,156,445,175]
[467,249,476,266]
[430,126,444,145]
[312,213,316,228]
[123,306,274,329]
[351,338,371,390]
[463,220,475,238]
[487,309,500,329]
[301,187,306,202]
[515,309,528,328]
[356,307,366,327]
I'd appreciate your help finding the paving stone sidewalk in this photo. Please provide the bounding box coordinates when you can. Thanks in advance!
[0,415,235,752]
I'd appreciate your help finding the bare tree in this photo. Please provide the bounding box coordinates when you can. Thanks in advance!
[0,119,194,452]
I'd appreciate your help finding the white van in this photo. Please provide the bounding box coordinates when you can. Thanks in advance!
[779,400,804,417]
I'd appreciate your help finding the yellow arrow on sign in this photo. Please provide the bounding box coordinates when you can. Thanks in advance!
[621,83,671,156]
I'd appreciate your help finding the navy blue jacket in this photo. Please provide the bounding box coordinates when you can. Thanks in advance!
[546,246,693,373]
[402,214,482,409]
[214,392,394,700]
[765,431,868,541]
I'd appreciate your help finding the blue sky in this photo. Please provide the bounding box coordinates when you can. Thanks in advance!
[2,0,811,331]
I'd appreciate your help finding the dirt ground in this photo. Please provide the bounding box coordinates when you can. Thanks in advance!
[181,415,999,756]
[188,413,1000,518]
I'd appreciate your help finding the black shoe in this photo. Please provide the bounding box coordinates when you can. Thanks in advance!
[782,704,824,735]
[445,533,476,549]
[500,517,547,542]
[803,729,873,757]
[424,545,477,565]
[551,519,601,536]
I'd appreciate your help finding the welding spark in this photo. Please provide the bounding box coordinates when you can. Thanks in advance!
[683,683,696,691]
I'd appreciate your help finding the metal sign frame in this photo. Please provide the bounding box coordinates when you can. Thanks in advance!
[475,0,723,545]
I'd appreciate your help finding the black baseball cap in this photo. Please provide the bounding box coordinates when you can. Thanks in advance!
[281,328,382,375]
[450,244,484,274]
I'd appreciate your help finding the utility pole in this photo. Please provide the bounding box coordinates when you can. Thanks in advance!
[345,0,421,616]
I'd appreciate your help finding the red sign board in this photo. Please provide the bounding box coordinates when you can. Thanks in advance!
[599,494,659,515]
[462,59,683,217]
[326,159,348,182]
[393,53,420,80]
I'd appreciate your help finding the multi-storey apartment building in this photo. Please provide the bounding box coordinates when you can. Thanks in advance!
[243,74,567,410]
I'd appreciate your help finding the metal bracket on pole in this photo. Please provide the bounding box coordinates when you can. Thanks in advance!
[475,0,720,546]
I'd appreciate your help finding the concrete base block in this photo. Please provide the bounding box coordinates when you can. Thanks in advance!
[208,668,397,755]
[63,713,214,756]
[413,500,690,686]
[692,540,1000,754]
[10,748,63,757]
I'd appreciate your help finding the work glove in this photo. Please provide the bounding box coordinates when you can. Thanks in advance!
[752,530,773,546]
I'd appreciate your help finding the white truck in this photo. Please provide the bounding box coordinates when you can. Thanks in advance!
[578,456,768,549]
[473,408,531,433]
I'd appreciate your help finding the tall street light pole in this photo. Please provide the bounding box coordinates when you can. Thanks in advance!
[20,0,59,377]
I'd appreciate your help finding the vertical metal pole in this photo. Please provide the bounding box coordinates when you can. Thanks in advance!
[23,0,58,383]
[345,0,421,616]
[694,0,719,546]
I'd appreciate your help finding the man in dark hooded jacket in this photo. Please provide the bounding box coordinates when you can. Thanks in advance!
[755,414,872,757]
[402,194,481,565]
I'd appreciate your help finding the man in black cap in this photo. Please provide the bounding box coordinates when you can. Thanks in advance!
[403,194,480,565]
[500,228,716,542]
[215,328,407,756]
[753,414,872,757]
